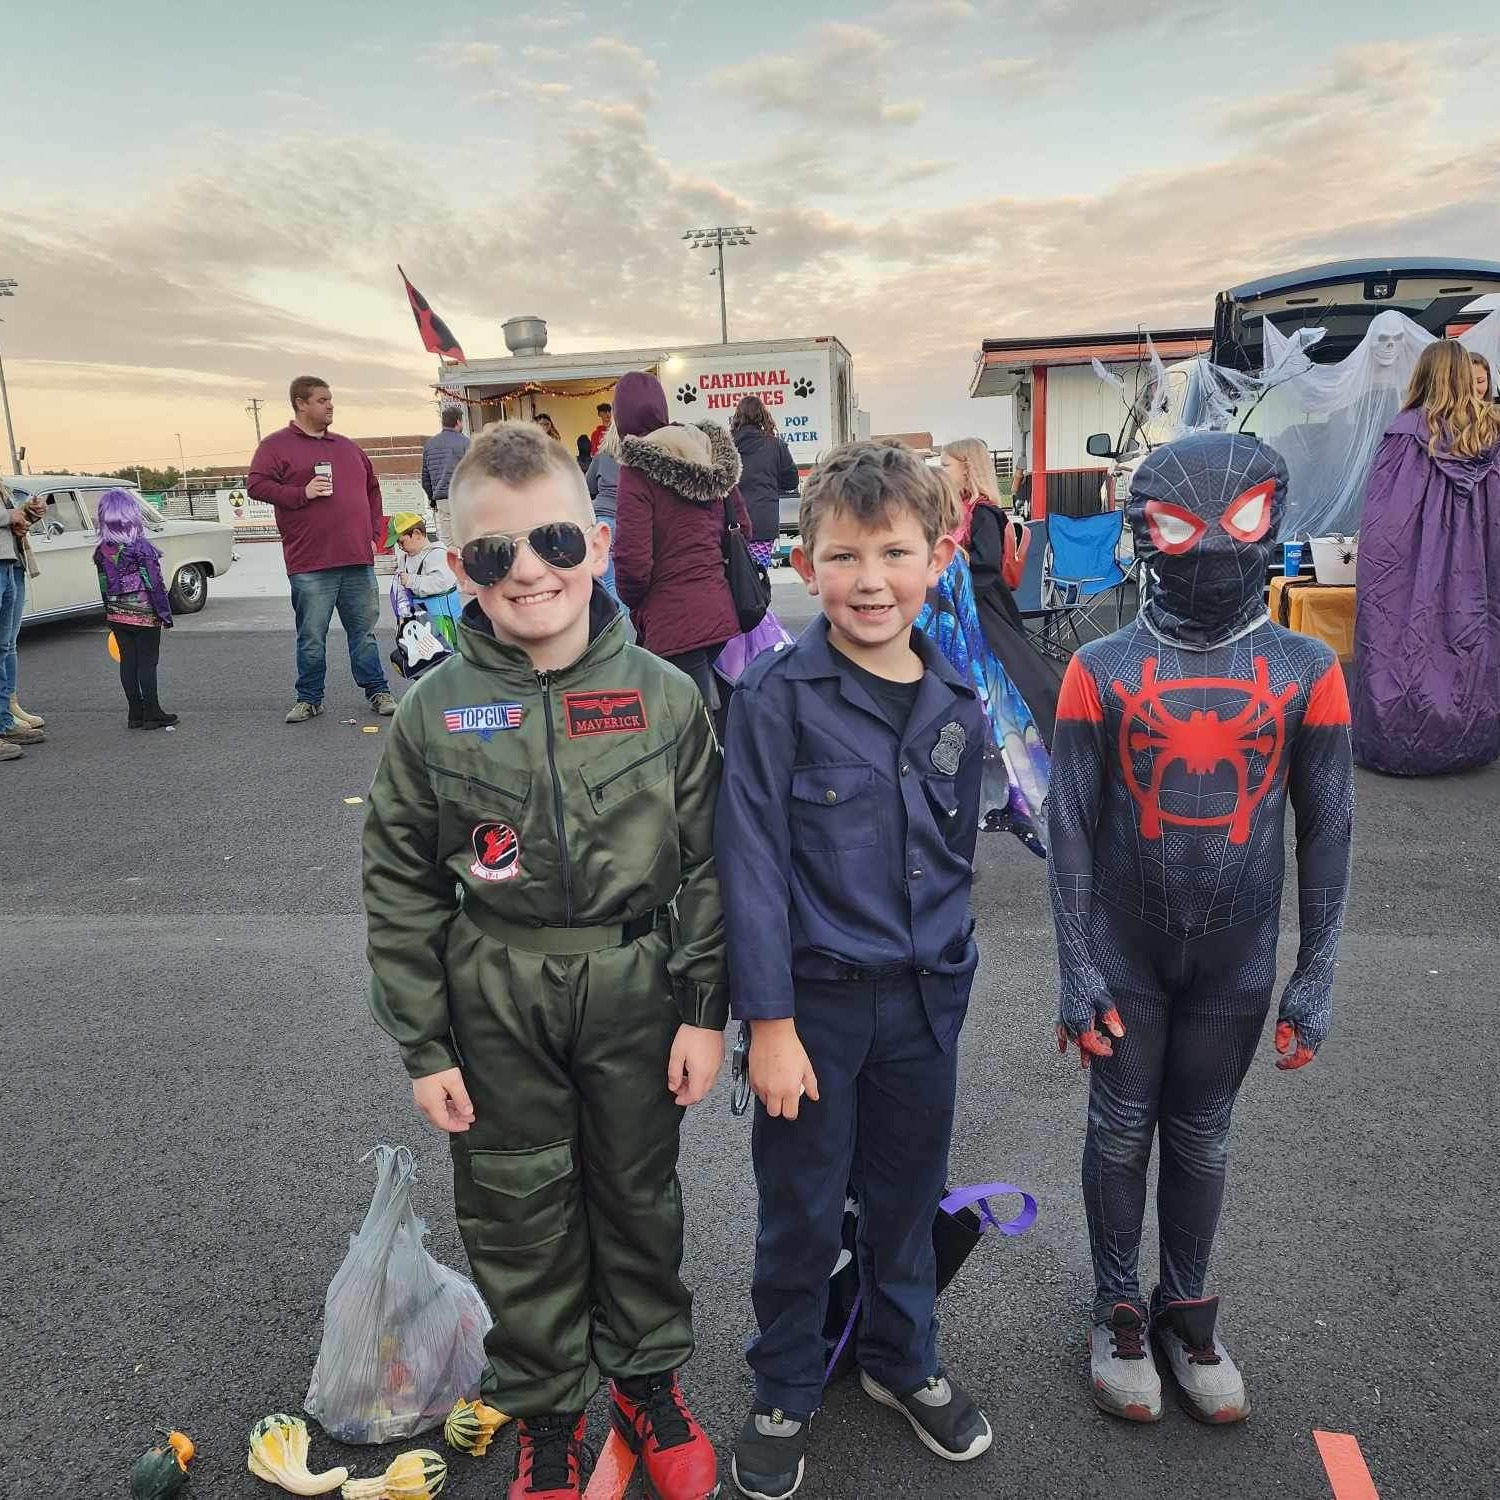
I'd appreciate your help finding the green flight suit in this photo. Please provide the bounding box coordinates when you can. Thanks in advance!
[362,599,727,1417]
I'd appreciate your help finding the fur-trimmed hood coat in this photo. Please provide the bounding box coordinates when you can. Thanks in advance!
[613,370,751,657]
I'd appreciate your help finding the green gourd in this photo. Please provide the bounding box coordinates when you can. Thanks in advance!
[131,1444,190,1500]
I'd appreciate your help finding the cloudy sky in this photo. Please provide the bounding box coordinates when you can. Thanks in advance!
[4,0,1497,473]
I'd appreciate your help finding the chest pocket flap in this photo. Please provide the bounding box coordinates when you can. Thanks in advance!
[790,762,878,852]
[578,738,676,813]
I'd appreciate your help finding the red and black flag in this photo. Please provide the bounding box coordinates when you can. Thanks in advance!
[398,265,466,363]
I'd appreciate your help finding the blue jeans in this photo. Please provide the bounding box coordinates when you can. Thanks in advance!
[748,971,961,1417]
[0,561,25,732]
[289,564,388,704]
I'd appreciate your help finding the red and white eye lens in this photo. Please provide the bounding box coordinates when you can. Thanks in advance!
[1143,499,1206,555]
[1220,479,1276,542]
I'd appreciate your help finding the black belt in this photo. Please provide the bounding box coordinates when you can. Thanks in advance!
[797,955,918,982]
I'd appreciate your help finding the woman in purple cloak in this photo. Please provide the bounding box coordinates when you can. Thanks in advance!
[1352,339,1500,774]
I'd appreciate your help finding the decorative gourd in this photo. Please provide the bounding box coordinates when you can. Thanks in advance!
[166,1432,196,1468]
[130,1444,190,1500]
[338,1448,448,1499]
[443,1397,509,1457]
[247,1413,349,1496]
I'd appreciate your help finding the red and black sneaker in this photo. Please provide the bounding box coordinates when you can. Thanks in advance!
[509,1413,587,1499]
[610,1372,719,1499]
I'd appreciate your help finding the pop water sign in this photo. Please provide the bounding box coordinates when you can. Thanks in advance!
[665,351,831,464]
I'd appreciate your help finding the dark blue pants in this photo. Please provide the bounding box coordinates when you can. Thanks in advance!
[1082,902,1278,1320]
[289,564,388,705]
[749,972,960,1418]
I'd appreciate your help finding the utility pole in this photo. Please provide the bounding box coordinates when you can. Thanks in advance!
[682,226,756,344]
[0,278,20,474]
[246,397,264,443]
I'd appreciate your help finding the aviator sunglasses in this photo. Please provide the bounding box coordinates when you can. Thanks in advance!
[460,522,594,586]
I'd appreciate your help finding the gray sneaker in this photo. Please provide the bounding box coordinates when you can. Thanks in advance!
[859,1370,992,1461]
[369,692,397,716]
[1090,1303,1163,1422]
[1151,1293,1250,1424]
[0,724,45,745]
[0,739,23,761]
[285,701,324,724]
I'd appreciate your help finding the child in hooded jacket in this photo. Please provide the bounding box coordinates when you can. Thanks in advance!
[93,489,178,729]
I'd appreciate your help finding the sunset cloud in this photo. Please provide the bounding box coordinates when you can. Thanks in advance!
[2,29,1497,470]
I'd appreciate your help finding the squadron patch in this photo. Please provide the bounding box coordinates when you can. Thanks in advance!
[563,689,648,738]
[931,720,966,775]
[444,702,525,741]
[470,822,522,883]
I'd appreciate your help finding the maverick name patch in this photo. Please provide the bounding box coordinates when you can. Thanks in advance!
[470,822,521,883]
[563,689,648,738]
[444,702,524,741]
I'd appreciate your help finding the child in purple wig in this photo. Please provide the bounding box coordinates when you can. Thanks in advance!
[92,489,178,728]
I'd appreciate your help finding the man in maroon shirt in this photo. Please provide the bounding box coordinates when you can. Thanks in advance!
[248,376,396,722]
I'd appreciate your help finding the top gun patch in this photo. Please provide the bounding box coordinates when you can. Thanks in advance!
[444,702,525,742]
[563,689,648,738]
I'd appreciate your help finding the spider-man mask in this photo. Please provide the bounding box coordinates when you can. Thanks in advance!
[1127,432,1289,649]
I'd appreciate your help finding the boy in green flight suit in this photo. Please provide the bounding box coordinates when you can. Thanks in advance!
[362,421,726,1500]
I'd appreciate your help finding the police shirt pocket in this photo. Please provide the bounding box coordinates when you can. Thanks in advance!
[789,763,877,852]
[463,1139,574,1250]
[922,773,960,826]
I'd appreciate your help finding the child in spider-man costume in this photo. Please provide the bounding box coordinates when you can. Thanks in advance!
[1047,432,1353,1425]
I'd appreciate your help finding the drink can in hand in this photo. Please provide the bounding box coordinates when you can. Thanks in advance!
[314,461,333,495]
[1282,539,1304,578]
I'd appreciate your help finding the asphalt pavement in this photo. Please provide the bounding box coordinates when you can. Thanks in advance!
[3,555,1496,1498]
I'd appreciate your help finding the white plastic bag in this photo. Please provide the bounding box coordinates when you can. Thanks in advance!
[305,1145,491,1443]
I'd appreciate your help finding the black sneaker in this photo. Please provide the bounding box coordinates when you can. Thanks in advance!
[731,1405,810,1500]
[858,1370,992,1461]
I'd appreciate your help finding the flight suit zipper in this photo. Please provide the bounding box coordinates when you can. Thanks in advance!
[537,671,574,922]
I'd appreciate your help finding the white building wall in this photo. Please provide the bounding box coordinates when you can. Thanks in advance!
[1045,362,1143,470]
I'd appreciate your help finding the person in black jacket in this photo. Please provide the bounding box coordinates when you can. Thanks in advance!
[731,396,800,566]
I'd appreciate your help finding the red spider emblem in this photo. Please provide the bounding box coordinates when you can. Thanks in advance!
[1112,657,1298,845]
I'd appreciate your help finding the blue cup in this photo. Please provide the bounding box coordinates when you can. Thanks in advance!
[1282,539,1304,578]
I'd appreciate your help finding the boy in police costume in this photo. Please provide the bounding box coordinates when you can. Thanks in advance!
[716,442,994,1500]
[362,421,726,1500]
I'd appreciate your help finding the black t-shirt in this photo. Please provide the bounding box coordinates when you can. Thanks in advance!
[834,649,922,732]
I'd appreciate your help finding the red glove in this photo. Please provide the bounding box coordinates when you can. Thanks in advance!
[1274,1020,1316,1071]
[1056,1008,1125,1071]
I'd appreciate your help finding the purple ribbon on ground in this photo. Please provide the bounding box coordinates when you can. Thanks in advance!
[822,1182,1038,1385]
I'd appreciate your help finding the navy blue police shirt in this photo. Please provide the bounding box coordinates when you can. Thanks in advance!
[716,616,987,1052]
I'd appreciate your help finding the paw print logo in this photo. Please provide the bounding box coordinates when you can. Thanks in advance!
[677,384,697,404]
[792,377,816,398]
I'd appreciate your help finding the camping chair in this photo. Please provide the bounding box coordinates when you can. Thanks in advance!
[1036,510,1139,660]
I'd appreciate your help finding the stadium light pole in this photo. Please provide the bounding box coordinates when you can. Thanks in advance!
[682,227,756,343]
[0,279,20,474]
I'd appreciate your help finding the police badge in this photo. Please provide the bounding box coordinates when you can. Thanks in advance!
[931,720,966,775]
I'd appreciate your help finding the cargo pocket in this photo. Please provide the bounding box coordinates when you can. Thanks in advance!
[789,762,877,852]
[462,1139,574,1251]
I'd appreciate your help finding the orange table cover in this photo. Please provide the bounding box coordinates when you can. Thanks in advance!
[1268,576,1355,660]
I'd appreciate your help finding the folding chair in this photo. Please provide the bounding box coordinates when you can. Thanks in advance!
[1036,511,1139,659]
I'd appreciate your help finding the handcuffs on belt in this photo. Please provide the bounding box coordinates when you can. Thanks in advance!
[730,1022,751,1116]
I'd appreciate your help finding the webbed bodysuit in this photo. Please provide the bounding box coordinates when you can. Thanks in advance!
[1047,433,1354,1314]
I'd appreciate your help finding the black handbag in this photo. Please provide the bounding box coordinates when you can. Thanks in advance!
[721,494,772,633]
